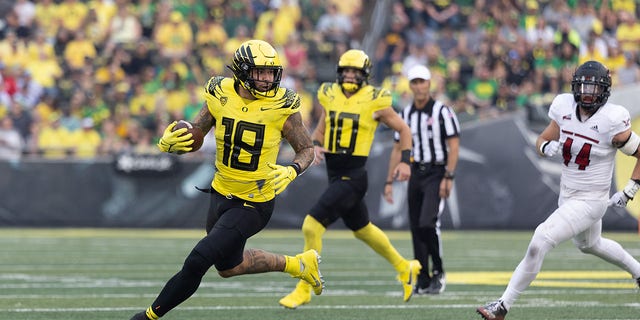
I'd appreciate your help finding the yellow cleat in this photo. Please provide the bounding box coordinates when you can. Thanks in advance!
[397,259,422,302]
[291,249,324,295]
[279,280,312,309]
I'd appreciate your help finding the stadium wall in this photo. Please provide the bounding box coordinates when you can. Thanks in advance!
[0,112,636,230]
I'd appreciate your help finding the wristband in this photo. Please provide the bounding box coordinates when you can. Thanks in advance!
[444,171,455,180]
[288,162,302,175]
[312,140,322,147]
[623,179,640,200]
[540,141,550,154]
[400,149,411,164]
[385,181,393,185]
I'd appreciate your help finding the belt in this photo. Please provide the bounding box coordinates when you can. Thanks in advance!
[411,161,445,171]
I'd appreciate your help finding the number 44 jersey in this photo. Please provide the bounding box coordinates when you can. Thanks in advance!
[549,93,631,193]
[204,76,302,202]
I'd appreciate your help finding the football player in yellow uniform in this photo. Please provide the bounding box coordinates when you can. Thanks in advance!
[279,49,422,309]
[130,40,323,320]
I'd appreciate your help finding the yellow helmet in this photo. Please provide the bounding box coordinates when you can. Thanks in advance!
[228,39,283,98]
[337,49,371,92]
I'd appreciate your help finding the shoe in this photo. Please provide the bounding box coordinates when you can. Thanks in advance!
[129,311,148,320]
[476,300,508,320]
[636,277,640,288]
[292,249,324,295]
[279,280,312,309]
[397,259,422,302]
[413,274,431,294]
[425,271,446,294]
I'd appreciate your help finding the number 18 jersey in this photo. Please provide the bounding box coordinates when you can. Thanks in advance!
[549,93,631,193]
[203,76,301,202]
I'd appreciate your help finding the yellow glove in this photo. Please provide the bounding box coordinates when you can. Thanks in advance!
[157,121,194,153]
[267,163,299,195]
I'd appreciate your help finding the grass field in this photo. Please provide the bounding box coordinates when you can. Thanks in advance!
[1,228,639,320]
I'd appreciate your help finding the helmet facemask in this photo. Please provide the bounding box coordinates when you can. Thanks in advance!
[571,61,611,111]
[337,49,371,93]
[229,40,283,98]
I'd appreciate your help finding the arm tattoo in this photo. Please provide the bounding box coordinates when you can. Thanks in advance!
[192,103,215,134]
[283,113,314,172]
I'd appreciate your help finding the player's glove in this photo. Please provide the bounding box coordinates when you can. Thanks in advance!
[608,179,640,207]
[540,140,561,157]
[157,121,193,153]
[267,163,299,195]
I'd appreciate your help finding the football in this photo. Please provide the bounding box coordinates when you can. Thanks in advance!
[173,120,204,152]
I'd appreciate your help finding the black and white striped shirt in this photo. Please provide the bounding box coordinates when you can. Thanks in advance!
[394,99,460,164]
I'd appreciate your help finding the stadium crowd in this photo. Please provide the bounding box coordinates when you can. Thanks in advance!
[0,0,639,161]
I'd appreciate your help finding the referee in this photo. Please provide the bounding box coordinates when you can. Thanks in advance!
[384,64,460,295]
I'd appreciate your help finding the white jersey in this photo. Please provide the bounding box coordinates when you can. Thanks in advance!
[549,93,631,194]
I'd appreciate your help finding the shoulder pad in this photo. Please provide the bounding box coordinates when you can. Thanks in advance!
[205,76,226,96]
[283,88,301,111]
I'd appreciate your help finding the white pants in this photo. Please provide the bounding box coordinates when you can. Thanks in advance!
[499,185,640,310]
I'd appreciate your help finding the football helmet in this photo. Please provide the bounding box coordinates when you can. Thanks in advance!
[337,49,371,92]
[571,60,611,110]
[229,39,283,98]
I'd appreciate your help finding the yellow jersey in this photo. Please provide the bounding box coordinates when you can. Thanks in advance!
[317,82,391,157]
[204,76,301,202]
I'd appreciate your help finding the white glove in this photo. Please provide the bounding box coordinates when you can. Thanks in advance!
[608,191,630,208]
[540,140,561,157]
[608,179,640,207]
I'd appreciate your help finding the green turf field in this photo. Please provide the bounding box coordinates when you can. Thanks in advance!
[0,228,639,320]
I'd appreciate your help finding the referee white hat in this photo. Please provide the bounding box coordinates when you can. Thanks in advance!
[407,65,431,81]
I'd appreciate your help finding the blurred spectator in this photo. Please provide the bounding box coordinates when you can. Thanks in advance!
[13,69,43,110]
[13,0,36,39]
[153,11,193,60]
[525,17,555,47]
[541,0,571,29]
[37,113,74,159]
[196,16,227,49]
[404,19,437,50]
[316,3,352,44]
[466,64,499,118]
[63,31,97,72]
[0,31,28,69]
[72,117,102,159]
[0,116,24,161]
[7,99,32,141]
[381,62,411,111]
[615,10,640,55]
[373,16,406,83]
[283,32,309,77]
[103,4,142,56]
[615,51,640,86]
[570,0,598,42]
[457,13,487,58]
[57,0,89,34]
[33,0,60,42]
[136,0,157,38]
[424,0,460,30]
[99,118,124,155]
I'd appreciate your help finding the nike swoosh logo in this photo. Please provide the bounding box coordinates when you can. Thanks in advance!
[243,202,255,208]
[407,269,413,285]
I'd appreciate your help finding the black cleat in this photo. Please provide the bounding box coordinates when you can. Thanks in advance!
[476,300,507,320]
